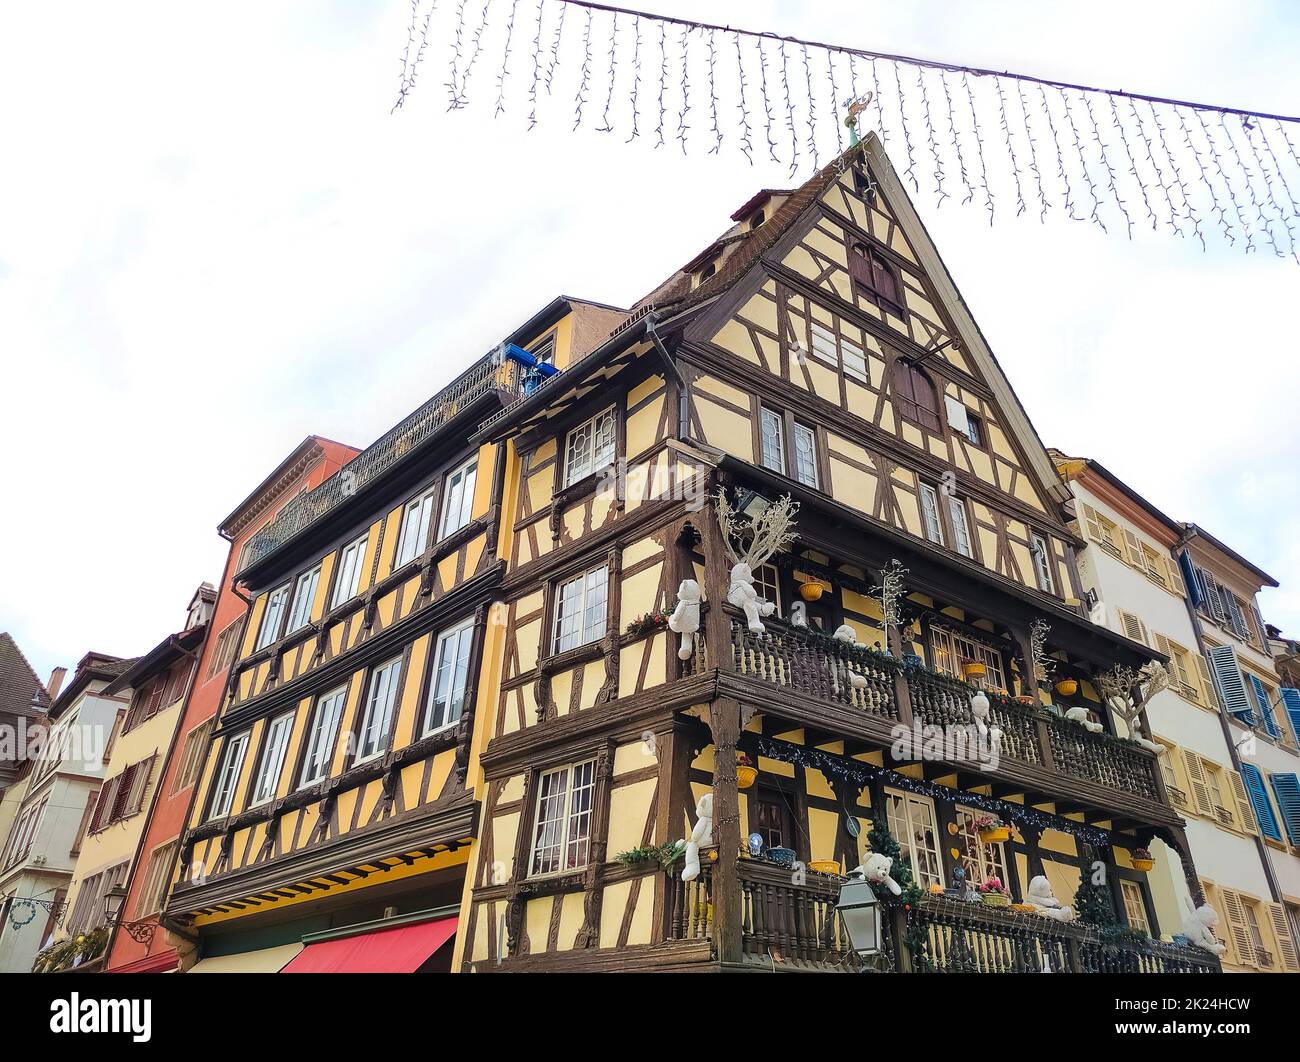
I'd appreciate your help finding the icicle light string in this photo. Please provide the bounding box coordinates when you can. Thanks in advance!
[396,0,1300,257]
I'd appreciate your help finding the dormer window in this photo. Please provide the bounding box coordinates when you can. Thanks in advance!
[698,261,718,284]
[849,242,904,318]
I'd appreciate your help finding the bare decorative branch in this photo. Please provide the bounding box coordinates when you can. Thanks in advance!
[712,488,800,569]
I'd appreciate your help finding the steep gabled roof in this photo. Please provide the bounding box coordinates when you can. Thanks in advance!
[0,632,48,717]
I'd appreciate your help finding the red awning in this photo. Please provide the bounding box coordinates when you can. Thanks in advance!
[281,916,457,974]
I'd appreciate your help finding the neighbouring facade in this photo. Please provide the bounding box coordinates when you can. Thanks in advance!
[0,653,130,972]
[0,634,54,864]
[45,588,215,971]
[104,436,359,974]
[163,300,626,973]
[1054,455,1296,972]
[1180,525,1300,968]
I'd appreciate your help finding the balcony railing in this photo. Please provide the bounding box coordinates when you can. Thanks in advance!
[725,617,1163,805]
[237,353,525,574]
[668,862,1220,973]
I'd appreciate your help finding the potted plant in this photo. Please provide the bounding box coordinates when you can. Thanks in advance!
[973,814,1010,845]
[1131,847,1155,873]
[735,752,758,790]
[977,876,1011,907]
[625,610,670,637]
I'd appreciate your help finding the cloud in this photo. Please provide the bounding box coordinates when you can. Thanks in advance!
[0,1,1297,679]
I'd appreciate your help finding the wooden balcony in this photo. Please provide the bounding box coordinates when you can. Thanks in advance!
[726,616,1169,823]
[667,861,1220,974]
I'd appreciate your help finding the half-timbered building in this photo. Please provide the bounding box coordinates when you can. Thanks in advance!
[163,298,626,972]
[459,135,1220,973]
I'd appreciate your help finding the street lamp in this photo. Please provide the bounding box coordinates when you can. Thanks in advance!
[835,877,882,959]
[103,885,156,944]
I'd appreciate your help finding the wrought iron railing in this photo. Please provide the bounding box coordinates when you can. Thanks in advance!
[237,353,525,573]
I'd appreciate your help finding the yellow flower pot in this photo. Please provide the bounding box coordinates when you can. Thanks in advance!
[799,581,826,602]
[1055,678,1078,697]
[1010,902,1036,913]
[735,765,758,790]
[809,860,840,875]
[978,827,1010,845]
[1132,857,1154,873]
[962,662,987,679]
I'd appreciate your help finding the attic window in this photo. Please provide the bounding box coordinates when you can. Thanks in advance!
[849,242,903,318]
[853,167,876,202]
[750,209,766,230]
[694,259,719,287]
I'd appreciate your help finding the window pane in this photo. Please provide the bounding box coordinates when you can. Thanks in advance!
[300,687,347,787]
[256,585,290,649]
[286,566,321,633]
[210,733,249,819]
[530,768,570,876]
[920,484,944,544]
[564,760,597,871]
[949,497,973,558]
[425,621,474,733]
[396,491,435,567]
[251,713,294,805]
[358,658,403,761]
[1031,534,1054,593]
[553,567,607,653]
[439,457,479,539]
[760,409,785,474]
[565,408,616,487]
[793,424,818,487]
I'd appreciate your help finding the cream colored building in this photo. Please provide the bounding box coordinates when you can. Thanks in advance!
[55,586,213,967]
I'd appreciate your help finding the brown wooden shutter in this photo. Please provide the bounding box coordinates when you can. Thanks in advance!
[109,764,137,824]
[126,756,155,815]
[89,778,116,834]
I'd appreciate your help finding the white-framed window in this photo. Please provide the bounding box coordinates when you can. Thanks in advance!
[948,496,974,558]
[285,565,321,634]
[552,566,609,654]
[564,407,616,486]
[208,731,249,820]
[919,482,944,545]
[424,619,474,734]
[753,563,782,614]
[1120,879,1151,933]
[760,408,785,475]
[299,685,347,788]
[137,840,179,917]
[438,455,479,540]
[956,806,1008,886]
[792,422,818,488]
[529,760,598,877]
[331,533,369,607]
[249,711,295,806]
[1030,532,1055,594]
[884,788,943,890]
[930,627,1008,691]
[808,321,867,382]
[356,656,403,762]
[255,584,290,650]
[395,488,436,568]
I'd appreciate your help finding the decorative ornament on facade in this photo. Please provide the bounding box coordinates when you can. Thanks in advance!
[1181,904,1227,955]
[713,488,799,635]
[870,559,908,653]
[1028,618,1055,689]
[680,792,714,882]
[832,625,870,690]
[667,579,702,660]
[1025,875,1075,921]
[1097,660,1170,753]
[852,851,902,896]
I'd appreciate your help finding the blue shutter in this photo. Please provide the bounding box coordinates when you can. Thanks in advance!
[1281,688,1300,745]
[1207,645,1254,723]
[1179,551,1202,607]
[1240,763,1282,841]
[1246,673,1281,738]
[1271,773,1300,845]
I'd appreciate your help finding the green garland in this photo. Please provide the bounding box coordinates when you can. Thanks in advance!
[614,841,685,873]
[32,926,109,974]
[1073,868,1117,928]
[865,816,931,970]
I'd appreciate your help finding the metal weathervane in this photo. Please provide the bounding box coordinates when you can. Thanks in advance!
[393,0,1300,261]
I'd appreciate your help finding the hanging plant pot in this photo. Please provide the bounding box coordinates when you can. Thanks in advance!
[962,661,988,679]
[1132,857,1155,873]
[978,826,1010,845]
[735,765,758,790]
[1055,678,1079,697]
[981,892,1011,907]
[799,581,826,602]
[809,859,840,875]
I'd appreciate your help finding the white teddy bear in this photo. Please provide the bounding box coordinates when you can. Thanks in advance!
[1025,875,1074,921]
[728,562,776,634]
[833,624,870,690]
[1182,903,1227,956]
[1065,705,1104,733]
[968,690,1005,750]
[680,792,714,882]
[853,851,902,896]
[667,579,702,660]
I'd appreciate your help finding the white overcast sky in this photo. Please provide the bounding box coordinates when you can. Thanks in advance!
[2,1,1298,682]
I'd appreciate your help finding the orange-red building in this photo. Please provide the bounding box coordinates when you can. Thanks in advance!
[104,436,358,973]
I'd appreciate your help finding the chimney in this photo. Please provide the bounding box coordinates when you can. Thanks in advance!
[45,667,66,702]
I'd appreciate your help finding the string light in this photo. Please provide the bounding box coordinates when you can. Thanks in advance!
[399,0,1300,258]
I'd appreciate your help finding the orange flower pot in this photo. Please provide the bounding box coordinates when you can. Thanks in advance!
[1132,857,1154,873]
[735,765,758,790]
[809,860,841,875]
